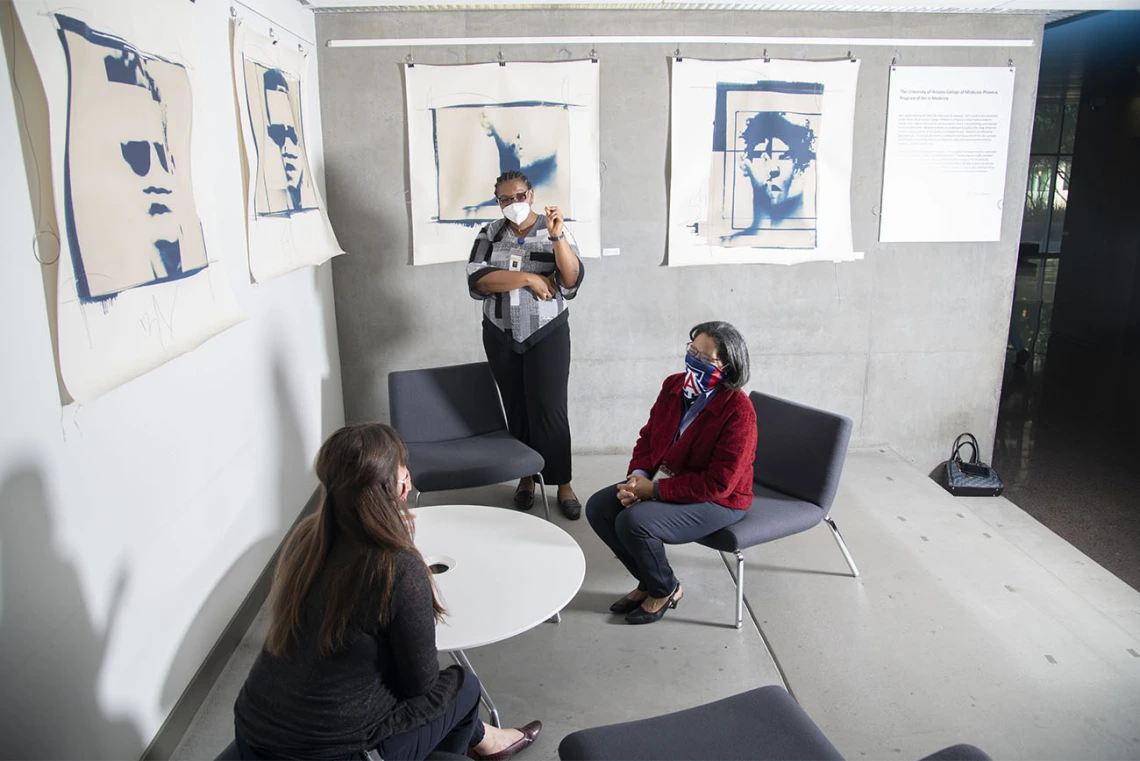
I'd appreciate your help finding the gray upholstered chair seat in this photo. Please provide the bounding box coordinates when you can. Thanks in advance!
[406,431,546,493]
[389,362,551,518]
[699,484,826,552]
[557,685,991,761]
[558,685,844,761]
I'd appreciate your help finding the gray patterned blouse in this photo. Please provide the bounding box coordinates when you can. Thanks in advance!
[466,215,585,353]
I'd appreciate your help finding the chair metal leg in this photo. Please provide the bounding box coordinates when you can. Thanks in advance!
[451,650,501,728]
[414,490,420,508]
[719,550,745,630]
[534,473,551,521]
[824,516,860,577]
[548,611,561,623]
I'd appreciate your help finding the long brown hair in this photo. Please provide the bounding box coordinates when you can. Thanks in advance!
[265,424,444,657]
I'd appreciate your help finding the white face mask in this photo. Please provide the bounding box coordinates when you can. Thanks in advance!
[502,201,531,225]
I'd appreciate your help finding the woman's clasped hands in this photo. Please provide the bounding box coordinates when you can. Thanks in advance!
[617,472,654,507]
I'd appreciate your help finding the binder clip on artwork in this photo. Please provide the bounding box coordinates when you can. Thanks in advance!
[938,433,1005,497]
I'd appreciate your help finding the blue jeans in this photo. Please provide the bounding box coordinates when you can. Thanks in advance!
[586,485,746,598]
[376,670,485,761]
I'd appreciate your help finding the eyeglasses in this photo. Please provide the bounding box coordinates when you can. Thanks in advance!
[686,341,723,367]
[496,191,529,207]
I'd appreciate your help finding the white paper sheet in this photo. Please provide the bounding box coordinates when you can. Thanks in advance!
[13,1,244,403]
[405,61,601,265]
[232,23,343,282]
[668,58,861,267]
[879,66,1016,243]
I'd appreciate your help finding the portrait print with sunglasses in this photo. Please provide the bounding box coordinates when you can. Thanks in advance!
[466,170,586,520]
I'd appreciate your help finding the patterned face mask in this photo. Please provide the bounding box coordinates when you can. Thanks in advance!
[681,351,724,400]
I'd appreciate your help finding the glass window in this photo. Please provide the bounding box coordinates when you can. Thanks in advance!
[1047,157,1072,254]
[1060,102,1080,153]
[1021,156,1056,249]
[1030,101,1063,153]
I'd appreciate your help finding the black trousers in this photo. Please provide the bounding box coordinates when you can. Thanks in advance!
[376,670,484,761]
[586,486,747,598]
[483,320,572,485]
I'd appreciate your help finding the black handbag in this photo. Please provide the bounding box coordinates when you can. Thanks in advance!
[940,433,1004,497]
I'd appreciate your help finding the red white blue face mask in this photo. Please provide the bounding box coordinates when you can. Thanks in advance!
[681,352,724,400]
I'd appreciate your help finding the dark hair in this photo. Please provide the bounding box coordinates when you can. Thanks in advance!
[493,170,532,195]
[690,321,750,391]
[740,112,816,172]
[265,424,443,657]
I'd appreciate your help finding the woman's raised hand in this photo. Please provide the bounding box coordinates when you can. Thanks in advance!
[545,206,563,237]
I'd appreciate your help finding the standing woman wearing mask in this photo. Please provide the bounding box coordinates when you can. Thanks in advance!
[466,170,585,519]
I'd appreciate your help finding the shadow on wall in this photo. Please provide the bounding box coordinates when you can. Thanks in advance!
[0,466,143,759]
[324,162,414,424]
[159,354,311,714]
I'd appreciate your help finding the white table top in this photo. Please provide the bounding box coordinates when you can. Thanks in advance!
[411,504,586,652]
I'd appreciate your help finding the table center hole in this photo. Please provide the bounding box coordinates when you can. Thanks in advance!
[425,555,455,575]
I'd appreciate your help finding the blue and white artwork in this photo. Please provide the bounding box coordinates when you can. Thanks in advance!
[56,14,209,302]
[669,58,861,267]
[435,102,570,223]
[234,24,342,282]
[406,61,601,265]
[243,60,319,217]
[12,0,243,403]
[709,82,822,250]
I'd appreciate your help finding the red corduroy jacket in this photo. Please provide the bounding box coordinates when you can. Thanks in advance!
[627,373,758,510]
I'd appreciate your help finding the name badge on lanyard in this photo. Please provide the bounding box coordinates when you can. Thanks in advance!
[508,254,523,307]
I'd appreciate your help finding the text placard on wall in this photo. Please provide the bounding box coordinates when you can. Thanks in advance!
[879,66,1016,243]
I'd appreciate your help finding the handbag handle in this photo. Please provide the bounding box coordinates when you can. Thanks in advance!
[950,433,981,464]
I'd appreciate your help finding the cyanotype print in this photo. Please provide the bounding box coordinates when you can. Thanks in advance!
[56,14,208,302]
[243,59,318,217]
[708,81,822,249]
[434,102,572,223]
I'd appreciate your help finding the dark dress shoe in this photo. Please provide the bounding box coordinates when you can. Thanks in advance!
[559,497,581,520]
[513,485,535,511]
[609,592,648,614]
[625,585,682,625]
[468,721,542,761]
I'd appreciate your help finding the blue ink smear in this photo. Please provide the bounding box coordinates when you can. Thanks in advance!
[154,240,183,275]
[121,140,152,176]
[148,203,172,216]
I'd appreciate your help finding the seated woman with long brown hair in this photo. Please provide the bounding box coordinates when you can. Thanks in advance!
[233,424,541,761]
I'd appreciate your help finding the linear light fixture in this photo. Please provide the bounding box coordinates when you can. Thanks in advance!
[326,34,1036,47]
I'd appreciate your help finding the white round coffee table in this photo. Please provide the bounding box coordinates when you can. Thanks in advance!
[411,504,586,726]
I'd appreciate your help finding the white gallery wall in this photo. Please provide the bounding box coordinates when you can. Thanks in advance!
[0,0,343,757]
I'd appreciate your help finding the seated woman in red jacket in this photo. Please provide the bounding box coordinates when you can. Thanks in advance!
[586,321,756,625]
[234,424,541,760]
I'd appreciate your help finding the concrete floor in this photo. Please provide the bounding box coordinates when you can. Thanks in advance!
[172,450,1140,761]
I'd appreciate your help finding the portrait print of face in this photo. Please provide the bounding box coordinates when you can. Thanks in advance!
[243,60,318,217]
[56,15,208,302]
[708,81,822,249]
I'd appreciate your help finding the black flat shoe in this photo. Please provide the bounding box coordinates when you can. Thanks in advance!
[625,584,682,625]
[609,592,648,614]
[559,497,581,520]
[513,483,535,511]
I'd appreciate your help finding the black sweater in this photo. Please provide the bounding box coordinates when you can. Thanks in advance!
[234,550,464,760]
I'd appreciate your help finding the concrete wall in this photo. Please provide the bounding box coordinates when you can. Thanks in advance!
[0,1,342,757]
[316,9,1043,472]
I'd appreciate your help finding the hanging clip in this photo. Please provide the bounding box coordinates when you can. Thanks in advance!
[1008,57,1014,70]
[589,47,598,64]
[229,6,237,18]
[848,49,855,63]
[498,49,506,67]
[891,54,898,67]
[406,51,415,68]
[763,48,770,63]
[674,46,682,62]
[298,43,306,56]
[269,28,278,45]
